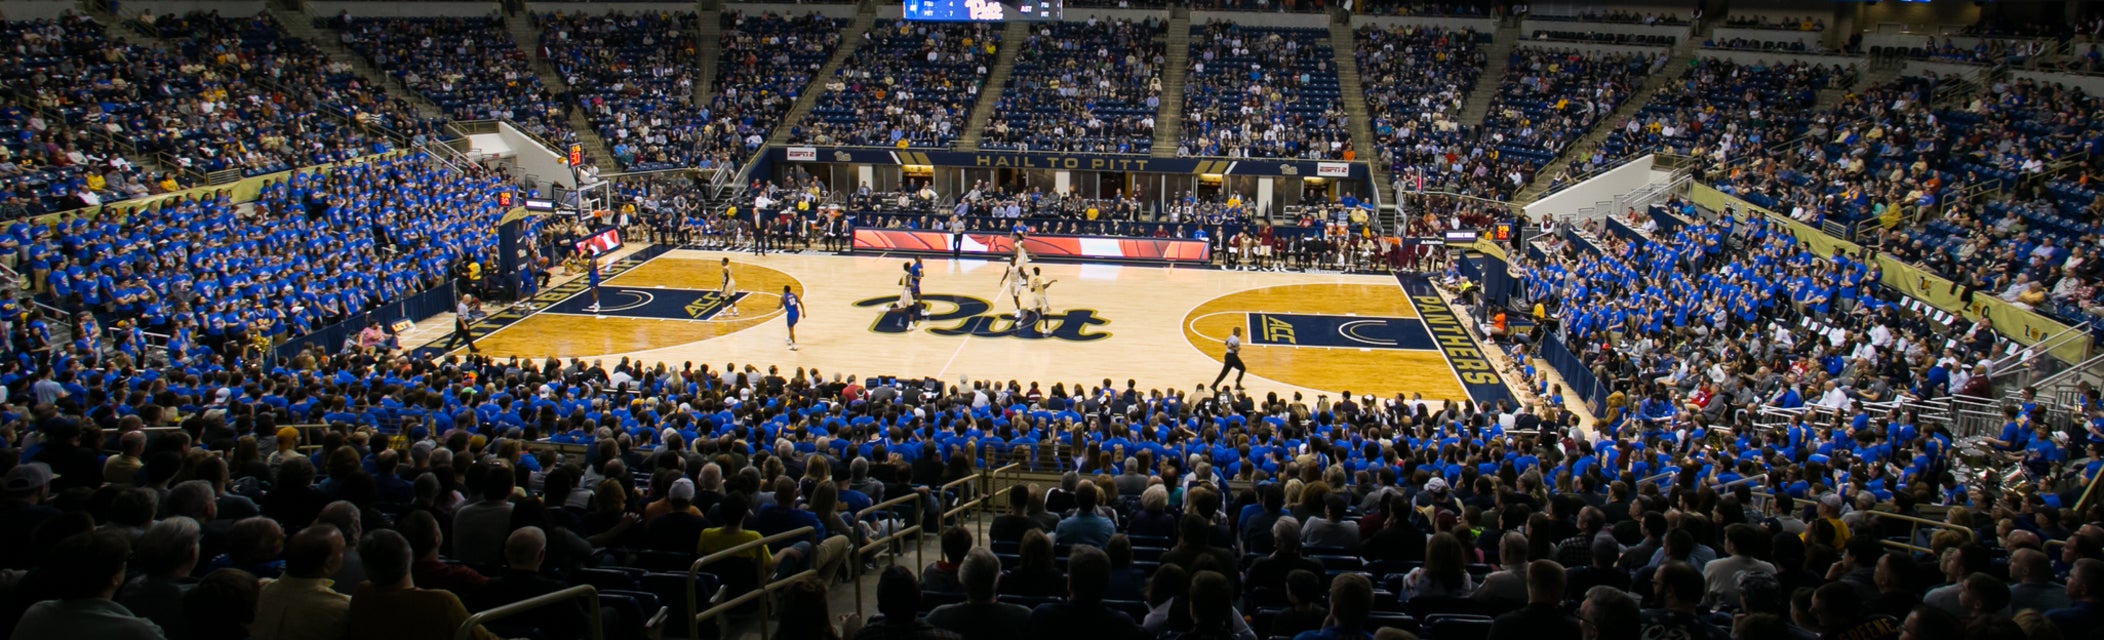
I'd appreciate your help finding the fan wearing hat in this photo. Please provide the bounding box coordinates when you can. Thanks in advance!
[0,462,61,570]
[1413,477,1461,526]
[1803,493,1851,551]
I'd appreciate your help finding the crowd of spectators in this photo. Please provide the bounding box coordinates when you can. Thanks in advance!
[1354,25,1494,200]
[1662,70,2104,330]
[6,151,506,366]
[1,247,2101,639]
[1528,9,1689,26]
[1427,47,1655,201]
[537,11,701,173]
[701,11,846,169]
[980,18,1164,154]
[1528,30,1674,47]
[7,8,2104,640]
[1180,23,1352,160]
[332,16,575,149]
[790,20,998,148]
[1722,15,1827,31]
[1701,37,1820,54]
[135,11,433,176]
[1595,59,1845,172]
[1877,37,2049,67]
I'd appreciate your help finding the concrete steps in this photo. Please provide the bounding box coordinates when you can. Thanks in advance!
[504,12,618,172]
[1328,16,1388,221]
[1151,7,1191,156]
[758,5,877,153]
[695,3,723,106]
[1457,21,1519,126]
[957,20,1029,151]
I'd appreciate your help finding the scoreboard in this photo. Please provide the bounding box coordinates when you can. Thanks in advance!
[905,0,1062,22]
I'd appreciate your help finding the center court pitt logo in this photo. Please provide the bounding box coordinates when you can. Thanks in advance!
[852,294,1110,341]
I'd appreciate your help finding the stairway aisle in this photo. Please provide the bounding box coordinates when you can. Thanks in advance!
[1457,20,1518,126]
[695,0,724,106]
[957,20,1030,151]
[1328,14,1390,221]
[758,5,878,152]
[1150,7,1192,156]
[504,11,617,171]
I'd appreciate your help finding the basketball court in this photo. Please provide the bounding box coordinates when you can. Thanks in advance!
[448,249,1513,406]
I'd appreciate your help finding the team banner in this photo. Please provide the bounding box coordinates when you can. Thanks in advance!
[777,147,1370,180]
[853,229,1211,263]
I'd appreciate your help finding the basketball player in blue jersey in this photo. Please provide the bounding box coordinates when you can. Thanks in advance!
[584,253,603,312]
[782,285,804,350]
[718,257,739,317]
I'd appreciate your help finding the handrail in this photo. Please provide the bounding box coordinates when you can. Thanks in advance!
[2077,459,2104,513]
[1861,510,1973,555]
[1711,473,1767,489]
[685,525,815,640]
[852,521,925,614]
[456,584,602,640]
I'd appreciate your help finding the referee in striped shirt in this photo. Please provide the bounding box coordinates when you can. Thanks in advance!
[1211,326,1246,391]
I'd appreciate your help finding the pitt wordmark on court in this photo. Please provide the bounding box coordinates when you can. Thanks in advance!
[457,251,1510,404]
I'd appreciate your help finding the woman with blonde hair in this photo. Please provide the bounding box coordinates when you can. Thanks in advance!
[267,427,302,468]
[803,454,832,486]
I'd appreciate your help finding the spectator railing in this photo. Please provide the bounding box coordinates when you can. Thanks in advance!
[1989,321,2094,391]
[940,470,993,539]
[977,461,1022,520]
[851,493,929,614]
[2078,462,2104,512]
[1860,510,1973,555]
[1711,473,1766,490]
[685,525,816,640]
[456,584,605,640]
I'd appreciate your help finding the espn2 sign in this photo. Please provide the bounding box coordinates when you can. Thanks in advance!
[787,147,818,162]
[1316,162,1352,177]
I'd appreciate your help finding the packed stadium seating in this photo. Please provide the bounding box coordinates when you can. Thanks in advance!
[12,151,503,361]
[1354,24,1490,199]
[980,18,1164,154]
[539,11,702,172]
[1596,58,1844,167]
[1482,47,1658,179]
[1180,22,1351,160]
[330,16,574,147]
[790,20,999,148]
[704,11,845,168]
[7,7,2104,640]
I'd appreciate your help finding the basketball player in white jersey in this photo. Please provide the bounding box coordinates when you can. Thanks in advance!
[896,262,920,330]
[718,257,739,317]
[998,256,1027,319]
[1027,266,1057,333]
